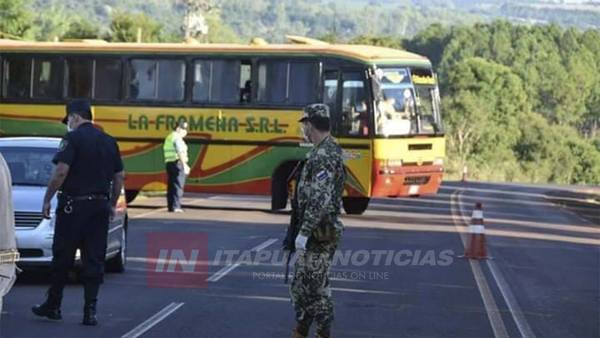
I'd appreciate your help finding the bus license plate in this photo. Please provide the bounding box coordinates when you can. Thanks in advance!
[409,185,419,195]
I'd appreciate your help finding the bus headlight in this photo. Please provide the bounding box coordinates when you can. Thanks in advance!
[379,159,403,175]
[388,159,403,167]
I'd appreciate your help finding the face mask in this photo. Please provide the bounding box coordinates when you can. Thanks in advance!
[301,123,312,143]
[67,116,75,132]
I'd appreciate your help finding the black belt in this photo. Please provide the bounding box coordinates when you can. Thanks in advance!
[58,193,109,201]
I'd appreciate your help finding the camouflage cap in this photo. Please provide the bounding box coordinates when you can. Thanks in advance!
[299,103,330,122]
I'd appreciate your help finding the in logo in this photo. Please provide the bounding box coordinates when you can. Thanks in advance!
[146,232,208,288]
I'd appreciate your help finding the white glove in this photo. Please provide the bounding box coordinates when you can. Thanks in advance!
[295,234,308,251]
[183,164,191,175]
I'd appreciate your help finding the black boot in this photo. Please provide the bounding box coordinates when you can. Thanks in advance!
[32,290,62,320]
[82,282,100,326]
[82,301,98,326]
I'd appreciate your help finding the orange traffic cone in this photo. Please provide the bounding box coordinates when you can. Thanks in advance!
[464,202,488,259]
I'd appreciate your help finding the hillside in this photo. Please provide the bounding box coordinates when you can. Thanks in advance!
[26,0,600,42]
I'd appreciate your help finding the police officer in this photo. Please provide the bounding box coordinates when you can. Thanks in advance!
[163,121,190,212]
[290,104,345,338]
[32,99,124,326]
[0,153,18,318]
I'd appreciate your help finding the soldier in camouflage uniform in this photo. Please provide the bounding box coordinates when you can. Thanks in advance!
[290,104,345,338]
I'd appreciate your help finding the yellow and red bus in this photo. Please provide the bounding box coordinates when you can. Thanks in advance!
[0,36,444,214]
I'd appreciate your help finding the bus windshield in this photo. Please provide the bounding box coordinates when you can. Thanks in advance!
[374,67,443,136]
[414,85,443,135]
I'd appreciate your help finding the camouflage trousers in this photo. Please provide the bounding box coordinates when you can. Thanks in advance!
[290,249,335,333]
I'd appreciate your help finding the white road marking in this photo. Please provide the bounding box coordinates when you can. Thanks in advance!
[249,238,278,252]
[206,262,243,282]
[207,238,278,282]
[208,195,270,201]
[331,287,400,295]
[455,190,537,338]
[131,207,167,219]
[451,191,509,338]
[488,259,537,338]
[131,197,206,219]
[121,302,184,338]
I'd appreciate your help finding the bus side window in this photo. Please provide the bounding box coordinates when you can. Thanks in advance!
[322,71,339,132]
[129,60,154,100]
[129,59,185,102]
[32,58,63,99]
[257,60,287,104]
[193,60,211,102]
[66,57,93,98]
[340,72,368,136]
[2,56,31,99]
[239,61,252,103]
[95,58,122,101]
[193,59,240,104]
[288,62,318,105]
[159,60,185,101]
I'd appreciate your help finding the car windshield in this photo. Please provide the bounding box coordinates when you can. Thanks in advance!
[0,147,56,186]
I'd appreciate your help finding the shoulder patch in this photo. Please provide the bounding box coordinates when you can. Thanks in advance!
[58,139,68,152]
[316,170,329,181]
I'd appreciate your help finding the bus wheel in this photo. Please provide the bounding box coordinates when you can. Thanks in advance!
[343,197,370,215]
[125,190,139,204]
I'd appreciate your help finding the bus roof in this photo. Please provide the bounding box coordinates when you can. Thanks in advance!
[0,38,431,66]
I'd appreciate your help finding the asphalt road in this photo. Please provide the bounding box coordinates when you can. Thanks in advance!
[1,181,598,338]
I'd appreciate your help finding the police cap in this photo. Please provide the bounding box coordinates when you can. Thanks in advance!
[62,99,93,124]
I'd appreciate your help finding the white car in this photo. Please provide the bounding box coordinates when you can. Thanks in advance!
[0,137,128,273]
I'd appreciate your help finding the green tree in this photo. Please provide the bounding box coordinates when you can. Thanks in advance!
[348,35,402,49]
[443,57,528,181]
[63,18,102,40]
[403,23,450,68]
[567,136,600,184]
[515,113,579,183]
[107,10,163,42]
[317,32,339,43]
[203,10,240,43]
[32,5,73,41]
[0,0,33,39]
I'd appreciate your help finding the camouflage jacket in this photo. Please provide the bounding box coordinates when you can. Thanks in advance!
[297,135,345,246]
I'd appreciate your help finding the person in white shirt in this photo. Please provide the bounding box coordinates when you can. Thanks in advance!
[0,153,18,317]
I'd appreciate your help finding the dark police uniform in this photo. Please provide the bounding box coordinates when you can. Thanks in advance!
[33,113,123,325]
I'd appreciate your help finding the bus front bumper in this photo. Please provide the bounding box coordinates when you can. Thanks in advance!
[372,164,444,197]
